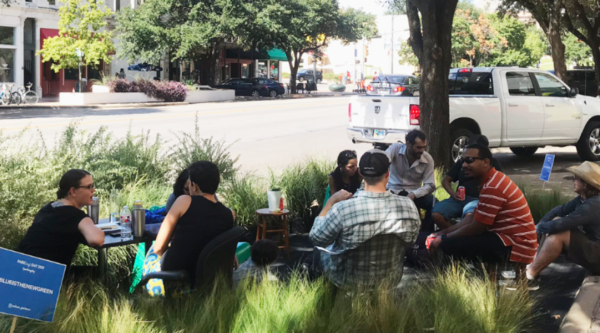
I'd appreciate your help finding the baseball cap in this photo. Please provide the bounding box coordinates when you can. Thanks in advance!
[359,149,390,177]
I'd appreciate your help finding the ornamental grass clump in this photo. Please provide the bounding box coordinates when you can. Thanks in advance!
[0,265,537,333]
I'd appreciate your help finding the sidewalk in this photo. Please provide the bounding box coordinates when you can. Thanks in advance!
[0,90,354,109]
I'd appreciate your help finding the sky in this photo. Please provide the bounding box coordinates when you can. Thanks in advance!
[337,0,499,16]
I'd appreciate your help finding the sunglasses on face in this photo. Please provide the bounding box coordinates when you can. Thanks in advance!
[463,157,484,164]
[77,183,95,190]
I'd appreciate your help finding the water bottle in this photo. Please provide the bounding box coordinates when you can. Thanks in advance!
[120,205,132,240]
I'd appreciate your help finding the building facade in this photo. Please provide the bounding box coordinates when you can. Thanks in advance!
[0,0,145,97]
[1,0,284,98]
[1,0,61,96]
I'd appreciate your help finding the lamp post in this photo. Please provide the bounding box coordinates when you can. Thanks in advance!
[76,48,84,93]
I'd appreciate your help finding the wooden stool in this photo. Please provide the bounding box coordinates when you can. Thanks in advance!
[256,208,290,257]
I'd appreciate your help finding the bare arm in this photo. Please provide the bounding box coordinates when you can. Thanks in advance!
[78,217,105,247]
[154,195,192,256]
[447,218,488,238]
[442,175,456,198]
[435,216,470,236]
[319,190,353,217]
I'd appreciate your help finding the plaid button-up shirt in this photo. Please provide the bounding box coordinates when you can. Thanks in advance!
[309,190,420,288]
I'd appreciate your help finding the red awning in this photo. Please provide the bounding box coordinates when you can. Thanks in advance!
[40,28,59,49]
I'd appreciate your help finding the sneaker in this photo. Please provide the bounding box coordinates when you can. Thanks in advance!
[526,277,540,291]
[506,277,540,291]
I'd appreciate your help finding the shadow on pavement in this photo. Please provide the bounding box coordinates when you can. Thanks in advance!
[0,107,164,120]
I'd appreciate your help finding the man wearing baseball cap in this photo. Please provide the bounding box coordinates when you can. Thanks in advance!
[309,149,421,288]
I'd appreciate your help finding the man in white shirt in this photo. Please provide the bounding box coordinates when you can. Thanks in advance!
[386,130,436,232]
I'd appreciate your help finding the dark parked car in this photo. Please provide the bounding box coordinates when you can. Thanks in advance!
[366,74,420,96]
[214,78,285,97]
[296,69,323,83]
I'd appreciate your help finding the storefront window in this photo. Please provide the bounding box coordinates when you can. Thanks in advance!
[241,63,250,78]
[0,49,15,82]
[65,68,79,80]
[0,27,15,45]
[270,62,279,81]
[257,61,267,78]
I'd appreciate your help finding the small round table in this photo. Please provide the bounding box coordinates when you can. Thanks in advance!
[256,208,290,257]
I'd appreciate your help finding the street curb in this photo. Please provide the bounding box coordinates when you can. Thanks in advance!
[0,101,190,110]
[559,274,600,332]
[0,94,352,110]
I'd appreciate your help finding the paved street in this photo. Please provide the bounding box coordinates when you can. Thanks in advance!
[0,97,368,174]
[0,97,588,188]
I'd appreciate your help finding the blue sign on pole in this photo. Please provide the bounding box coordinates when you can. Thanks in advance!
[540,154,555,182]
[0,248,66,322]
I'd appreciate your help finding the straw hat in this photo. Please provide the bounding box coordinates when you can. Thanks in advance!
[567,161,600,192]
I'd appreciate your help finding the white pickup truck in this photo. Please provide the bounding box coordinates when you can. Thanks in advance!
[347,67,600,161]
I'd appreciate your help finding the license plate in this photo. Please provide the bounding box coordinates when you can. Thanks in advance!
[373,129,385,139]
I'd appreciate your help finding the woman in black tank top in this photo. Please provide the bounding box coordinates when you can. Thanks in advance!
[153,161,235,281]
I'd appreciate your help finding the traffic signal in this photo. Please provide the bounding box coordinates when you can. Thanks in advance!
[363,44,369,57]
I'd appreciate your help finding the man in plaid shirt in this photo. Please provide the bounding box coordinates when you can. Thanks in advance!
[309,150,421,288]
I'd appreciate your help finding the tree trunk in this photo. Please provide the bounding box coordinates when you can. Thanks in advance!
[287,50,303,94]
[561,0,600,95]
[590,46,600,96]
[547,9,567,82]
[206,41,218,86]
[407,0,458,169]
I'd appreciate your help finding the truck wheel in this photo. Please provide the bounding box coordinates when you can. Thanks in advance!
[577,121,600,161]
[450,128,473,162]
[510,147,538,157]
[373,143,390,151]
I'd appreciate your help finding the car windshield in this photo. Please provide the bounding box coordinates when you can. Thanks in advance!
[373,76,406,84]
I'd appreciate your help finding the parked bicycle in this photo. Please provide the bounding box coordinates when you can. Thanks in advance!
[0,83,20,106]
[17,82,39,104]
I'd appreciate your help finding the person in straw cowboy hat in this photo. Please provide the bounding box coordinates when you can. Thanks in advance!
[526,161,600,290]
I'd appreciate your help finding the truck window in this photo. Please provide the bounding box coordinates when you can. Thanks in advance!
[533,73,568,97]
[453,71,493,95]
[506,72,536,96]
[585,71,597,96]
[448,72,457,94]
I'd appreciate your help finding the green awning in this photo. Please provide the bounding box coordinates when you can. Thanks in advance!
[267,49,288,61]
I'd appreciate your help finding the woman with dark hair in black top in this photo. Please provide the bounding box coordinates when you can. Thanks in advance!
[153,161,235,282]
[17,169,105,267]
[328,150,363,196]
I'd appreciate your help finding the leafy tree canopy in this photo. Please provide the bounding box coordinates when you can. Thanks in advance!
[564,34,594,67]
[116,0,238,64]
[37,0,115,72]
